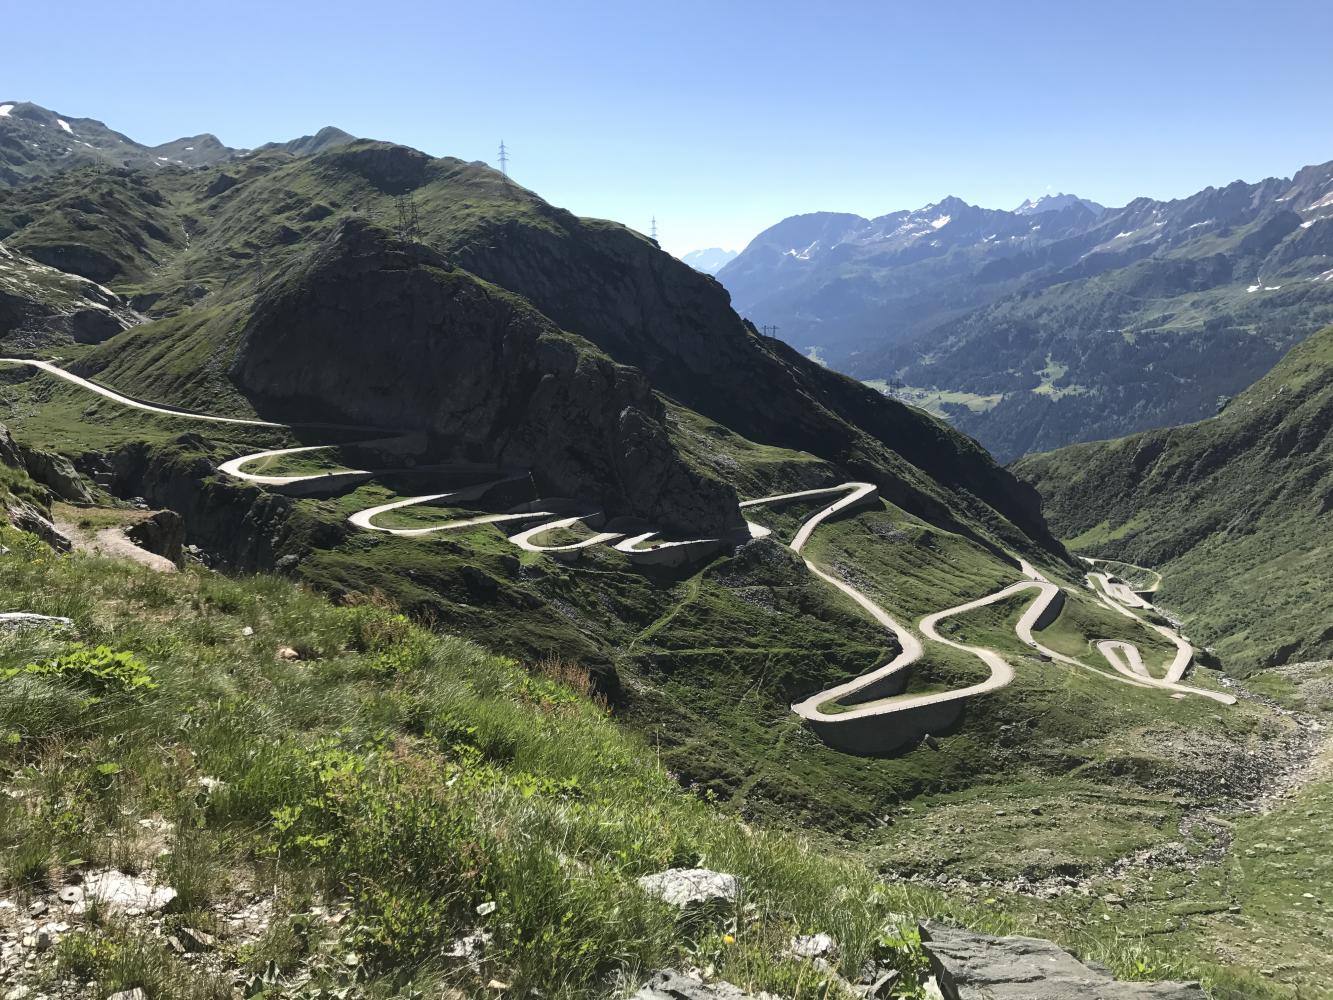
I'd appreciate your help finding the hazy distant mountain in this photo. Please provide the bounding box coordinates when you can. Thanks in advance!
[717,159,1333,458]
[0,101,355,187]
[680,247,738,274]
[1014,192,1105,216]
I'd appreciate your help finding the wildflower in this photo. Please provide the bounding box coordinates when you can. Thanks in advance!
[722,933,735,945]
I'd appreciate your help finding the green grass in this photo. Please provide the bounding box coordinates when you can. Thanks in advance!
[3,513,1320,997]
[1016,323,1333,672]
[0,521,939,998]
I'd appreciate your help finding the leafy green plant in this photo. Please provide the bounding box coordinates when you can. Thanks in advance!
[3,644,157,694]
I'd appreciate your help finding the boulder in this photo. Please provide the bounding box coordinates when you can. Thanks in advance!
[637,868,739,910]
[5,500,72,551]
[919,923,1205,999]
[125,509,186,566]
[19,444,94,502]
[82,869,176,915]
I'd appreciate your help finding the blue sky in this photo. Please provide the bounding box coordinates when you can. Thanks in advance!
[6,0,1333,255]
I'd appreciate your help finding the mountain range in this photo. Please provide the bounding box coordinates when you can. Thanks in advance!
[0,99,355,187]
[680,246,738,274]
[718,160,1333,459]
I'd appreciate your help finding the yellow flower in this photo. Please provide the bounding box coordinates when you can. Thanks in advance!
[722,934,736,946]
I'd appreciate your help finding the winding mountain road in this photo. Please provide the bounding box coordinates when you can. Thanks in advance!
[2,358,1235,746]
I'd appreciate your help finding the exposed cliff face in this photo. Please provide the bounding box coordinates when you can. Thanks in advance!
[104,436,328,573]
[452,211,1060,558]
[229,221,743,536]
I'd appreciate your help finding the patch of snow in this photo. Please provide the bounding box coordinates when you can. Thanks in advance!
[1247,285,1262,293]
[0,104,12,117]
[1113,231,1135,240]
[57,118,72,133]
[1301,219,1321,229]
[184,146,194,151]
[930,215,951,229]
[1311,269,1333,283]
[1264,285,1282,291]
[1312,191,1333,210]
[784,240,820,261]
[1186,220,1213,229]
[156,156,169,161]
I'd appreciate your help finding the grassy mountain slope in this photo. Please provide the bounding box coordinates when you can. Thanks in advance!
[1014,323,1333,671]
[0,140,1062,561]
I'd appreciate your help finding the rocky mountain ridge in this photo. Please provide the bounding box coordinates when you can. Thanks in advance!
[0,100,355,188]
[718,157,1333,458]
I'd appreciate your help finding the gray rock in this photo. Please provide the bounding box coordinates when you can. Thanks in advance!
[920,923,1206,999]
[443,928,492,966]
[634,971,770,1000]
[786,932,837,960]
[177,926,217,952]
[4,500,72,551]
[637,868,739,910]
[107,990,148,1000]
[82,869,176,915]
[125,509,185,566]
[18,444,93,503]
[0,612,72,631]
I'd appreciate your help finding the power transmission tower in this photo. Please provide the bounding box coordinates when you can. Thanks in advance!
[498,140,509,179]
[650,216,658,242]
[760,324,780,339]
[394,192,421,243]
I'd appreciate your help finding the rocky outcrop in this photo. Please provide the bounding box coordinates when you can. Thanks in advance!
[919,923,1205,999]
[18,443,94,502]
[108,437,324,573]
[636,868,739,910]
[3,497,71,551]
[125,509,185,566]
[229,221,743,536]
[0,241,138,347]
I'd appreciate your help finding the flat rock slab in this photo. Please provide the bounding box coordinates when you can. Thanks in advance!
[82,869,176,915]
[920,923,1205,1000]
[637,868,739,909]
[634,971,774,1000]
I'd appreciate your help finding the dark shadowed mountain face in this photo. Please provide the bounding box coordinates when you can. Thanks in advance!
[0,101,355,188]
[1014,322,1333,671]
[718,161,1333,460]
